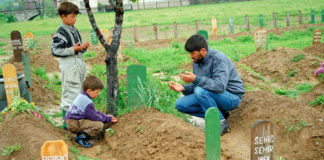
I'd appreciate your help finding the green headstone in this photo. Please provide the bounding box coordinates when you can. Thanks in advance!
[322,9,324,23]
[197,30,208,40]
[22,50,32,101]
[229,17,234,34]
[127,64,146,107]
[259,14,264,27]
[90,30,98,45]
[311,10,315,24]
[205,107,221,160]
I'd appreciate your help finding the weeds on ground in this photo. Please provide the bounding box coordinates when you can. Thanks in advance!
[310,94,324,106]
[1,143,21,156]
[274,83,313,99]
[290,54,305,62]
[287,69,298,77]
[284,119,312,132]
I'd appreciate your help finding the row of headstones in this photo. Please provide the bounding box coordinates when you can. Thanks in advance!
[129,10,324,42]
[40,64,274,160]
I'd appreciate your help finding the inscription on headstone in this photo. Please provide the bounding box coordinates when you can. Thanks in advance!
[41,140,68,160]
[90,30,98,45]
[23,32,34,50]
[205,107,221,160]
[313,29,322,45]
[251,120,274,160]
[2,64,20,105]
[127,65,147,107]
[212,18,217,36]
[254,27,268,50]
[10,30,23,62]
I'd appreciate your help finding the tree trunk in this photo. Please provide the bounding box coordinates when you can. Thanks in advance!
[84,0,124,116]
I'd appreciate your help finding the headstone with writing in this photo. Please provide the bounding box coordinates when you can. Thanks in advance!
[313,29,322,45]
[229,17,234,34]
[254,27,268,51]
[90,29,98,45]
[251,120,274,160]
[198,30,208,40]
[311,10,315,24]
[10,30,23,62]
[22,46,32,101]
[205,107,221,160]
[41,140,68,160]
[23,32,34,50]
[127,65,147,107]
[259,14,264,27]
[2,64,20,105]
[212,18,217,36]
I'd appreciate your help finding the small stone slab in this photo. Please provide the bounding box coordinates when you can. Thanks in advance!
[251,120,274,160]
[254,27,268,50]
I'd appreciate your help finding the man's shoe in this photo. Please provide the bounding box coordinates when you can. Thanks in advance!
[220,110,230,119]
[75,133,93,148]
[220,119,230,136]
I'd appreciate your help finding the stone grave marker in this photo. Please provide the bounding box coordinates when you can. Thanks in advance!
[2,64,19,105]
[212,18,217,36]
[254,27,268,50]
[10,30,23,62]
[251,120,274,160]
[205,107,221,160]
[259,14,264,27]
[229,17,234,34]
[313,29,322,45]
[41,140,68,160]
[127,64,146,107]
[90,29,98,45]
[198,30,208,40]
[23,32,34,50]
[22,46,32,101]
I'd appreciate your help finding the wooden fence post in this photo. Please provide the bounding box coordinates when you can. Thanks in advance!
[259,14,264,27]
[246,15,250,31]
[286,12,290,26]
[273,12,277,28]
[298,10,302,25]
[134,25,138,42]
[174,22,178,39]
[195,20,199,33]
[153,23,158,40]
[168,0,170,8]
[180,0,182,6]
[229,17,234,34]
[143,0,145,9]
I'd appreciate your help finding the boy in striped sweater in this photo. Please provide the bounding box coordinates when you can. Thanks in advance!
[51,2,89,129]
[65,76,118,148]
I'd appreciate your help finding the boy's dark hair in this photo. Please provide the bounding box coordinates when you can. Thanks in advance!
[58,2,79,16]
[83,76,104,91]
[184,34,208,52]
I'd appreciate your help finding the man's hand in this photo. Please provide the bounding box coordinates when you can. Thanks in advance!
[180,71,196,83]
[108,115,118,123]
[82,41,89,50]
[169,81,184,92]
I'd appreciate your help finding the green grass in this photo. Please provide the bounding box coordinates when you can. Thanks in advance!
[310,94,324,106]
[0,0,324,38]
[274,83,314,99]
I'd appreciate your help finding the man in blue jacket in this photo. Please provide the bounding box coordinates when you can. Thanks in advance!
[169,34,245,135]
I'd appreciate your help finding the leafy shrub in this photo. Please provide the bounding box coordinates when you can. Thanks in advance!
[6,14,17,23]
[310,94,324,106]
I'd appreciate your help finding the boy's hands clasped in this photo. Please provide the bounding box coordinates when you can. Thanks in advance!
[169,71,196,92]
[73,41,89,52]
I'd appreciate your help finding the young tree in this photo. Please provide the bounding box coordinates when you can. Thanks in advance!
[84,0,124,116]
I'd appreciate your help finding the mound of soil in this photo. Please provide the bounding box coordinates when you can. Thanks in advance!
[106,108,207,160]
[239,47,321,88]
[31,75,58,107]
[297,82,324,112]
[303,43,324,58]
[224,91,324,159]
[0,112,74,160]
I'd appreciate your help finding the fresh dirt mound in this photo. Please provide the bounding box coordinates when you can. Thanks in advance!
[297,82,324,112]
[105,107,209,160]
[0,112,74,160]
[223,91,324,159]
[303,43,324,58]
[31,75,58,107]
[239,47,321,88]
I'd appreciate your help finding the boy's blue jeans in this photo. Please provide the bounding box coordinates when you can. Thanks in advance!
[175,87,242,119]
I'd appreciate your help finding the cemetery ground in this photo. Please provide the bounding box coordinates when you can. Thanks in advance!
[0,24,323,159]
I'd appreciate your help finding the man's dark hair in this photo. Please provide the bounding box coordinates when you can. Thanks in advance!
[83,75,104,91]
[58,2,79,16]
[184,34,208,52]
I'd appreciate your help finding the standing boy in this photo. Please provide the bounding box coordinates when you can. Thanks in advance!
[65,76,118,147]
[169,34,245,135]
[51,2,89,128]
